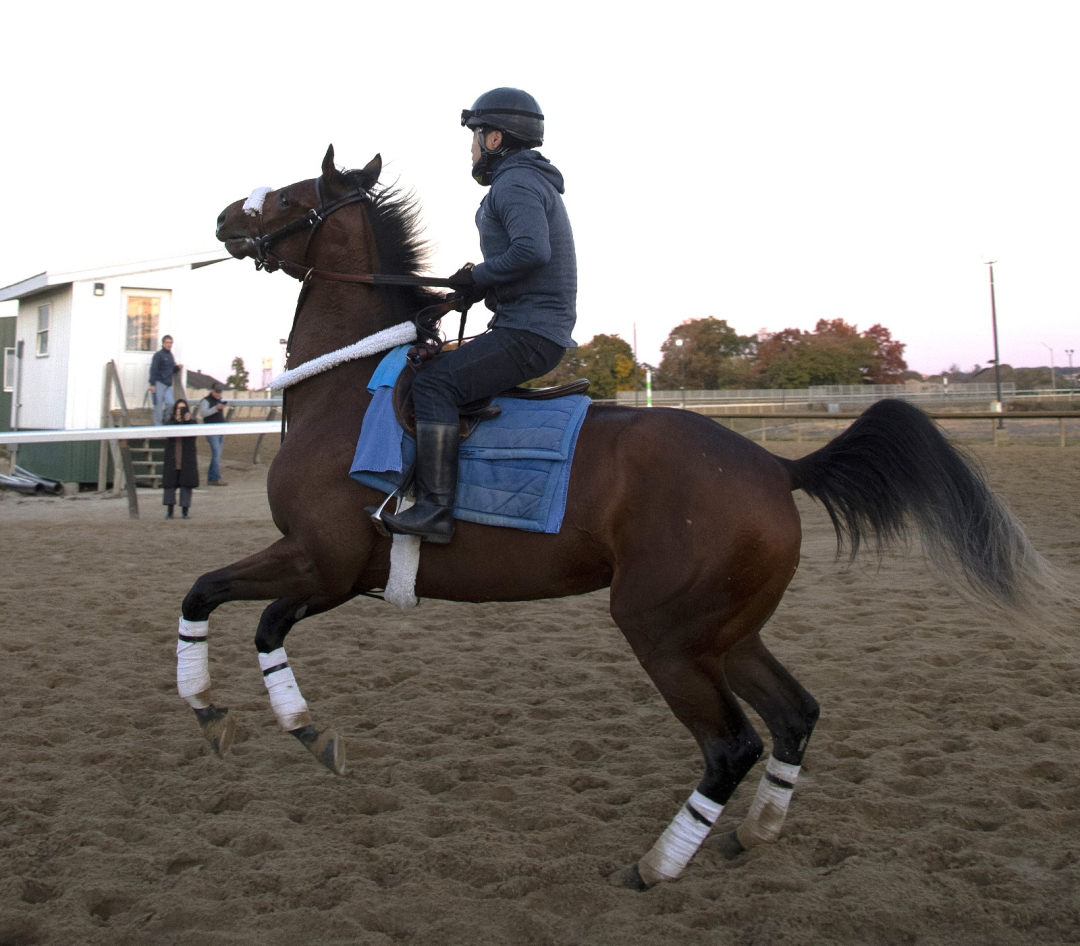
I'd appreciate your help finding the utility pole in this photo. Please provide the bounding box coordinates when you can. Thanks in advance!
[986,262,1004,427]
[1041,343,1056,393]
[1066,348,1075,394]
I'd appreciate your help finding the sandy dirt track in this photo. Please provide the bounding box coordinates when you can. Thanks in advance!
[1,435,1078,946]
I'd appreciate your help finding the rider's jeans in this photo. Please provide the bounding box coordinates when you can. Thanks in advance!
[411,327,565,427]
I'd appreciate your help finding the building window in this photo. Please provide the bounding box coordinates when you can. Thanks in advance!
[125,295,160,351]
[36,305,50,356]
[2,348,14,392]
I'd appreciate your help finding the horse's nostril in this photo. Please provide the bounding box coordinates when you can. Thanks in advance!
[216,210,227,228]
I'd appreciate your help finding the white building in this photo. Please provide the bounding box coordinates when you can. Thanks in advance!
[0,251,295,481]
[1,250,295,430]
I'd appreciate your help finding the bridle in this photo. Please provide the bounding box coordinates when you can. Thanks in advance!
[238,178,477,438]
[245,178,456,294]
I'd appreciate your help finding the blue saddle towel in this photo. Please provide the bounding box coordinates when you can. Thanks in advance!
[349,345,590,533]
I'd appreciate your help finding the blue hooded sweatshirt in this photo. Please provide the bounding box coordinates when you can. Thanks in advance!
[470,150,578,349]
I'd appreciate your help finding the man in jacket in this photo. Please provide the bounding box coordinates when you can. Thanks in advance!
[149,335,183,425]
[381,88,577,544]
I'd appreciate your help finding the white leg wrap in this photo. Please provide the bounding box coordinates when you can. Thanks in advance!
[258,647,311,731]
[638,790,724,886]
[176,617,211,709]
[737,756,801,848]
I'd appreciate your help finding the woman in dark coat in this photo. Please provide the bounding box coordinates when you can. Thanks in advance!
[163,399,199,519]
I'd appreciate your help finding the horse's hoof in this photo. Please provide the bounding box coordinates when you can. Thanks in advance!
[717,830,748,860]
[607,863,651,891]
[291,725,346,776]
[193,705,235,757]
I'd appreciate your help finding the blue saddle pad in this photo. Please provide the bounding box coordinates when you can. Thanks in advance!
[349,347,590,533]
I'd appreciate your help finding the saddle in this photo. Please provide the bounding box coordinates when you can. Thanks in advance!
[392,356,590,440]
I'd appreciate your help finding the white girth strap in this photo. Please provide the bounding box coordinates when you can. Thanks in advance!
[243,186,273,216]
[385,497,421,609]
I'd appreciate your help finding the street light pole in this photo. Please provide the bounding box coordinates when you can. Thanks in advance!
[986,262,1004,426]
[1066,349,1075,394]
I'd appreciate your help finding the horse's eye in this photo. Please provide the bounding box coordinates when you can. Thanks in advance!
[278,192,290,208]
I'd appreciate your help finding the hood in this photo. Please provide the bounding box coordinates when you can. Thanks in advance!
[490,149,565,194]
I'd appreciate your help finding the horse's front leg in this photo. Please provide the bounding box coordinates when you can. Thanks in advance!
[250,592,361,775]
[176,537,361,763]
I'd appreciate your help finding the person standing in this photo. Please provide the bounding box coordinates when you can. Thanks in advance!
[163,399,198,519]
[149,335,183,426]
[380,87,577,544]
[198,381,228,486]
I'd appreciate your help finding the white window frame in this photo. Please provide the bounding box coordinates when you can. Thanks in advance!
[36,304,50,357]
[2,347,14,392]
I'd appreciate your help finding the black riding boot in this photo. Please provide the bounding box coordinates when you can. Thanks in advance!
[381,421,460,544]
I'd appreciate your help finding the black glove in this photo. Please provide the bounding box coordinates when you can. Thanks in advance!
[448,263,475,288]
[447,263,486,304]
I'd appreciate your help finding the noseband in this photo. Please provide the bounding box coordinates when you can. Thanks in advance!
[244,178,372,272]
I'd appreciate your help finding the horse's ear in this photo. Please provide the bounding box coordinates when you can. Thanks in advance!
[321,144,337,180]
[355,154,382,192]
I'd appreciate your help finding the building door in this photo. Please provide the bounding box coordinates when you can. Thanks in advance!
[117,289,172,408]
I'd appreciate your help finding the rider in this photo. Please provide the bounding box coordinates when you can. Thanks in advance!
[380,87,578,544]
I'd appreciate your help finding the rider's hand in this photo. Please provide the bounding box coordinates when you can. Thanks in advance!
[447,263,475,289]
[447,263,486,305]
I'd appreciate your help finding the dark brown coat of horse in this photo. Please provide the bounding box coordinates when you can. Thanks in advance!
[187,146,1047,889]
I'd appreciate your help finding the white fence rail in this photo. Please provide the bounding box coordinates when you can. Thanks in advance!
[0,422,280,446]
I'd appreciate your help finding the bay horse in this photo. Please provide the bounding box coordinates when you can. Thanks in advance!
[188,145,1047,890]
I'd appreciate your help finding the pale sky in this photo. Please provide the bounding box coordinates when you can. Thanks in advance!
[2,1,1078,381]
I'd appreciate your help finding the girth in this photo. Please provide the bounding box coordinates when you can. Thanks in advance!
[392,356,590,440]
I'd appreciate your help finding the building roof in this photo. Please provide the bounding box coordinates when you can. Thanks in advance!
[0,250,231,303]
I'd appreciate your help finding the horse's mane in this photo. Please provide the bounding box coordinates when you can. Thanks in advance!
[346,170,443,316]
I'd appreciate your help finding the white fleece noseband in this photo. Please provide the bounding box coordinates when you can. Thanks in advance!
[243,186,273,216]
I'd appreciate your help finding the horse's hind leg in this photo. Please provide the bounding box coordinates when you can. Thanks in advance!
[607,615,766,890]
[725,633,819,851]
[250,592,361,775]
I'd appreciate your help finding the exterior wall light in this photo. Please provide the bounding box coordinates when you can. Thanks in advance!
[93,283,105,296]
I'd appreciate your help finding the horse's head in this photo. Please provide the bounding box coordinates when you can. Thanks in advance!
[215,145,382,269]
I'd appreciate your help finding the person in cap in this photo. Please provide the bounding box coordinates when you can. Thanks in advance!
[198,381,228,486]
[380,87,578,544]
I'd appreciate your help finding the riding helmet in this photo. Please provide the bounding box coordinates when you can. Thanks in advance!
[461,88,544,147]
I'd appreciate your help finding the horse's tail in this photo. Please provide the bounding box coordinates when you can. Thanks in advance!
[780,398,1051,616]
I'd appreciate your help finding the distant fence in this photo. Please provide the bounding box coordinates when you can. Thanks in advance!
[0,422,279,519]
[617,382,1024,411]
[698,411,1079,448]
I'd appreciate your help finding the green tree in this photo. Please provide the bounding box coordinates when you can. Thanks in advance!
[226,356,250,391]
[655,317,757,390]
[528,334,641,399]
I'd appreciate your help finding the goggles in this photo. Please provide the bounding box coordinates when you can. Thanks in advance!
[460,107,544,127]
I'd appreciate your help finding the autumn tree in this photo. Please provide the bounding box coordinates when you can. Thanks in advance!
[862,324,907,384]
[655,317,757,390]
[527,334,641,399]
[753,319,907,388]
